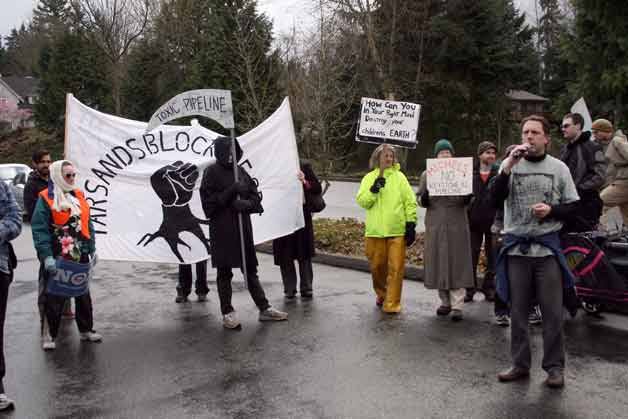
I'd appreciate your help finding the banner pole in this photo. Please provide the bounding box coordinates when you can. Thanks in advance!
[63,93,72,159]
[231,128,249,288]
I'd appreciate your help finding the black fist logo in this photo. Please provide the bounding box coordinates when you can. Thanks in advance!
[138,161,210,262]
[151,161,199,206]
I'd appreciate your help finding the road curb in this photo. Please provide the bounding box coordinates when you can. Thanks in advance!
[256,243,424,281]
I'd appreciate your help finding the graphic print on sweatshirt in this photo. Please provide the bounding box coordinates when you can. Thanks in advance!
[510,172,555,226]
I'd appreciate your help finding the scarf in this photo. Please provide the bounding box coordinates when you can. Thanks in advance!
[49,160,81,217]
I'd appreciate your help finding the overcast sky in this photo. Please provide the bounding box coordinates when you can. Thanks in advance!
[2,0,538,43]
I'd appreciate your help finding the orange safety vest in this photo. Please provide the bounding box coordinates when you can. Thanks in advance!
[39,189,91,239]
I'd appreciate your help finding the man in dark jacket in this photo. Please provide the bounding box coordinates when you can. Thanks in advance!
[23,150,51,223]
[467,141,499,302]
[199,136,287,329]
[559,113,607,231]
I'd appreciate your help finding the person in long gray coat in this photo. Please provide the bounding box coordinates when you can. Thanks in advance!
[417,139,474,321]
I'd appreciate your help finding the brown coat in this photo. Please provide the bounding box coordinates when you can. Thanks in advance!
[417,171,474,290]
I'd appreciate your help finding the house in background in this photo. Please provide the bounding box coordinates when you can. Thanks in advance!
[506,89,550,121]
[0,75,40,131]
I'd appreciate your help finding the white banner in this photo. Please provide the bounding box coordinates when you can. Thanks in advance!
[356,97,420,148]
[66,95,303,264]
[146,89,235,132]
[571,97,592,132]
[426,157,473,196]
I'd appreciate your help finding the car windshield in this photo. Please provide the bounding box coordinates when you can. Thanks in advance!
[0,166,27,182]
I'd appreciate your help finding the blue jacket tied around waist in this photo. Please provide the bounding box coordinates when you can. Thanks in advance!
[496,232,575,304]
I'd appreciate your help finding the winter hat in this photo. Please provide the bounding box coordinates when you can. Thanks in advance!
[591,119,613,133]
[433,139,454,156]
[477,141,497,156]
[49,160,81,217]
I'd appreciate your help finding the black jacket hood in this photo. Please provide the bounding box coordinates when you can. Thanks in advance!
[213,136,243,167]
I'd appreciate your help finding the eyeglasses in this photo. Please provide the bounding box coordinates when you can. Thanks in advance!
[64,173,77,179]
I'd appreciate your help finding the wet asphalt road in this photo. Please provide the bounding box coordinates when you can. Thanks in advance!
[4,226,628,418]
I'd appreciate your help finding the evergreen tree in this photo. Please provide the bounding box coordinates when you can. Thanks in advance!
[559,0,628,126]
[35,29,112,133]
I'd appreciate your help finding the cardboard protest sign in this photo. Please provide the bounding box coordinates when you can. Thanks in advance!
[146,89,234,132]
[356,97,420,148]
[426,157,473,196]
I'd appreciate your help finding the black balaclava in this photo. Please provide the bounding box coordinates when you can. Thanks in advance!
[213,136,243,168]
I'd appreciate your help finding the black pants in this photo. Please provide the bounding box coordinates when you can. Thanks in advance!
[280,258,313,296]
[177,261,209,297]
[469,230,494,292]
[0,272,11,393]
[39,268,94,339]
[216,265,270,315]
[508,256,564,372]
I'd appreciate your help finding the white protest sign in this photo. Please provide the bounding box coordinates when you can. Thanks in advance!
[356,97,421,148]
[66,95,303,264]
[426,157,473,196]
[146,89,235,132]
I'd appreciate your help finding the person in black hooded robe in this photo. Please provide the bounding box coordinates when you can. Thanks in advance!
[200,136,288,329]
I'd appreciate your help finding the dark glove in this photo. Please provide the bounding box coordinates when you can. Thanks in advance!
[404,222,416,246]
[232,199,253,212]
[370,177,386,193]
[419,190,430,207]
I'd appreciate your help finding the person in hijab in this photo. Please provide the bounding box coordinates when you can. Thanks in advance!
[200,136,288,329]
[31,160,101,350]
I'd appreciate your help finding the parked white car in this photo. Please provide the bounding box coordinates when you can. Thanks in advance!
[0,164,32,214]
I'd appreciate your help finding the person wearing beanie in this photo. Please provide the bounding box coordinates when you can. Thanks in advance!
[466,141,499,303]
[433,138,454,156]
[30,160,102,350]
[356,144,417,313]
[600,127,628,230]
[591,118,615,189]
[417,139,474,321]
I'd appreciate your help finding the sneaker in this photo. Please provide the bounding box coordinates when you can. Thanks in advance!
[197,294,208,302]
[528,306,542,325]
[259,307,288,322]
[175,295,188,303]
[285,293,296,300]
[451,309,463,322]
[495,314,511,327]
[223,311,241,329]
[0,394,15,411]
[464,291,475,303]
[42,335,56,351]
[436,305,452,316]
[376,297,384,307]
[301,292,313,299]
[80,331,103,342]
